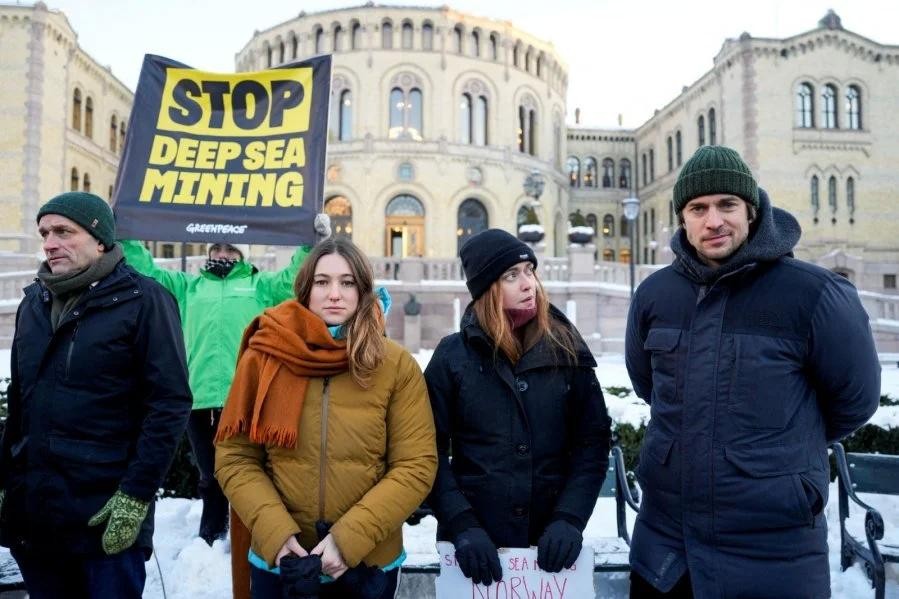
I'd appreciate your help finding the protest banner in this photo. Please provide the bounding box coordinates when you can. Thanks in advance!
[112,53,331,246]
[435,541,594,599]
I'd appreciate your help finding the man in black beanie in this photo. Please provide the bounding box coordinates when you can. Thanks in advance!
[0,192,192,597]
[625,146,880,598]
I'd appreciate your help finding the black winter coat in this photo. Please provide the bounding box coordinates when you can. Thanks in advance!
[425,305,611,548]
[625,191,881,598]
[0,260,192,556]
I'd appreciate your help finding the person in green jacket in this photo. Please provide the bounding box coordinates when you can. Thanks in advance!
[121,239,311,545]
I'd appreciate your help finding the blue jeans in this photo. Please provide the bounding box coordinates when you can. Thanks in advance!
[250,564,400,599]
[11,545,146,599]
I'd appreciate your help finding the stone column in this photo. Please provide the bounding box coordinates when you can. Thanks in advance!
[567,243,601,354]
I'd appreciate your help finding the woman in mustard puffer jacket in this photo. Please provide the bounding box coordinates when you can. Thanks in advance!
[215,238,437,599]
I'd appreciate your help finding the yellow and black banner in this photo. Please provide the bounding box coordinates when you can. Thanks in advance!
[112,54,331,245]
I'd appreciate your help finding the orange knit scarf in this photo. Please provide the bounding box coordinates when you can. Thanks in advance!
[215,301,349,448]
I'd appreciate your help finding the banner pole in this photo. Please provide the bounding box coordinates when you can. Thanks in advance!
[180,241,187,272]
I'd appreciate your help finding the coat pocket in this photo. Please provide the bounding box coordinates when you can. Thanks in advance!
[716,443,813,533]
[643,328,682,404]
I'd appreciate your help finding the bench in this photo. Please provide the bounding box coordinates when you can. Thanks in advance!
[832,442,899,599]
[403,445,640,575]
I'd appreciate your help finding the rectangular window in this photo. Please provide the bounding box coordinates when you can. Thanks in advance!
[885,274,897,290]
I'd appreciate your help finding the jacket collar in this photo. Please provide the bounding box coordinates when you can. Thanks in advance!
[26,260,142,315]
[671,188,801,285]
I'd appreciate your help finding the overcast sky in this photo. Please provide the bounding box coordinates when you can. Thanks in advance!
[32,0,899,128]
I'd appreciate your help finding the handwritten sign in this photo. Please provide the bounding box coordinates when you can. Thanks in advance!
[435,541,594,599]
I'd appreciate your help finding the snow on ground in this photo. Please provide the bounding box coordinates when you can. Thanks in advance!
[139,353,899,598]
[2,349,899,596]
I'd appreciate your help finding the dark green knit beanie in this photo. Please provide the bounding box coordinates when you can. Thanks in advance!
[672,146,758,213]
[36,191,116,248]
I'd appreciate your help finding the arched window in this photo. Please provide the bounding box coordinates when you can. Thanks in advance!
[708,108,717,145]
[120,122,126,151]
[381,20,393,49]
[666,136,673,172]
[846,85,862,129]
[586,214,598,238]
[291,33,299,58]
[828,175,837,220]
[583,157,597,188]
[846,177,855,223]
[84,97,94,139]
[810,175,820,223]
[565,156,580,187]
[110,115,118,152]
[313,26,324,54]
[82,172,91,192]
[536,54,543,78]
[265,44,272,68]
[401,21,413,49]
[388,78,424,140]
[325,196,353,240]
[513,43,521,68]
[602,158,614,188]
[525,47,533,73]
[332,25,343,52]
[675,131,683,166]
[602,214,615,238]
[822,84,837,128]
[796,82,814,128]
[422,22,433,50]
[619,214,629,238]
[619,158,631,189]
[471,30,480,57]
[489,33,498,61]
[457,198,489,251]
[454,25,463,54]
[278,39,285,63]
[517,96,537,155]
[387,194,424,217]
[460,85,488,146]
[603,248,616,262]
[70,167,79,192]
[459,93,472,144]
[641,153,647,186]
[649,148,655,182]
[697,114,705,146]
[72,88,82,131]
[351,21,362,50]
[337,90,352,140]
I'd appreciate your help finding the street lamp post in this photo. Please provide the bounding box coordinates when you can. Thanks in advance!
[621,196,641,298]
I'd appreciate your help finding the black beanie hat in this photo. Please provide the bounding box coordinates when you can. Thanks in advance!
[36,191,116,248]
[460,228,538,300]
[672,145,759,213]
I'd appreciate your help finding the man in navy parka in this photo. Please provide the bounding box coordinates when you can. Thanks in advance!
[625,145,880,598]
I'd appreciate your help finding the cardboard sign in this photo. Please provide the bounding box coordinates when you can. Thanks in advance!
[112,54,331,245]
[435,541,594,599]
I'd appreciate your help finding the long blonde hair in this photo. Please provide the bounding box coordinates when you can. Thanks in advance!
[294,239,386,388]
[472,271,579,365]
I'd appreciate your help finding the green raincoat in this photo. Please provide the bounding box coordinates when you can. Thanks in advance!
[121,240,309,410]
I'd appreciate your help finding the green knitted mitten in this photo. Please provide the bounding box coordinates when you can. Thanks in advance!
[88,490,150,555]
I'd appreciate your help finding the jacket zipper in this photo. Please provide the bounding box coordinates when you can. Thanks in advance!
[65,322,79,379]
[319,377,331,521]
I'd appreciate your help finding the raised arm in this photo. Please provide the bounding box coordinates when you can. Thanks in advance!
[256,246,311,304]
[119,239,192,301]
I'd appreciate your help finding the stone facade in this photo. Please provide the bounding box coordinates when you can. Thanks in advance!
[236,5,571,258]
[566,11,899,293]
[0,2,132,253]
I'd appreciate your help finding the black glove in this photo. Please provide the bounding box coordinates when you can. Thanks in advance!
[537,520,582,573]
[279,553,322,599]
[454,527,502,586]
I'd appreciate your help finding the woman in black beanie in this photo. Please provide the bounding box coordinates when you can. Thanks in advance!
[424,228,611,586]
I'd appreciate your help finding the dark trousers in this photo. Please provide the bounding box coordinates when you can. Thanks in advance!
[630,570,693,598]
[186,407,230,544]
[250,565,400,599]
[12,545,145,599]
